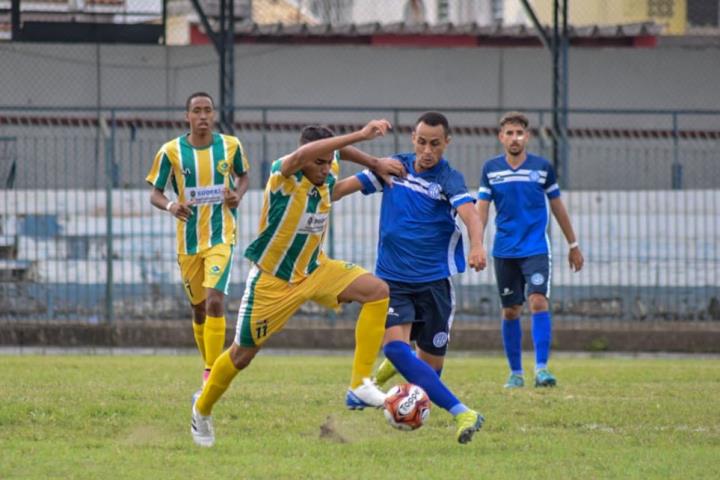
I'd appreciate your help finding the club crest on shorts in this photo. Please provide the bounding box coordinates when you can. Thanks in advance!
[432,332,449,348]
[531,273,545,285]
[210,265,221,275]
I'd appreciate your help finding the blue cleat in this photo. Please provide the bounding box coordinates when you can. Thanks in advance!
[504,373,525,389]
[534,369,557,387]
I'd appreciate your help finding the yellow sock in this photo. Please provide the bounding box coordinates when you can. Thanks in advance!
[196,349,239,416]
[192,320,206,364]
[350,297,389,388]
[374,357,398,387]
[204,315,226,369]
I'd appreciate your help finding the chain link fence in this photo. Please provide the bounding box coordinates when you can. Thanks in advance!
[1,0,719,327]
[0,106,718,325]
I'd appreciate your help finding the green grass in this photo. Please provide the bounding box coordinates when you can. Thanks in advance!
[1,353,719,479]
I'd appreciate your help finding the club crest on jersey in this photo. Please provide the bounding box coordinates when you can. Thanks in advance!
[216,160,230,176]
[182,167,192,177]
[531,273,545,285]
[428,183,442,199]
[529,170,540,182]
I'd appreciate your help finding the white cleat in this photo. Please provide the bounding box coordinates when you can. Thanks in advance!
[191,392,215,447]
[345,377,387,410]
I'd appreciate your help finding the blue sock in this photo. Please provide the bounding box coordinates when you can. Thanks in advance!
[384,341,464,413]
[532,311,552,370]
[502,318,523,375]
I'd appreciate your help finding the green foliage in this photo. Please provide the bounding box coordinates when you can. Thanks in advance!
[1,354,719,479]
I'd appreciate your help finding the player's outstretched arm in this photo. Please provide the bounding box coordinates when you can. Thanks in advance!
[332,177,363,201]
[549,197,584,272]
[339,147,406,186]
[280,119,391,178]
[457,202,487,271]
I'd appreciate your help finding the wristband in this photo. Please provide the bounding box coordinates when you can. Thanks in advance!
[166,201,174,212]
[568,241,579,250]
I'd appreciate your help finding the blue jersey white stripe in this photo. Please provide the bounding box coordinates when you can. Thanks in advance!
[357,152,473,283]
[478,153,560,258]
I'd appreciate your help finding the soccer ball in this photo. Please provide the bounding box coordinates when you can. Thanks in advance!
[383,383,431,431]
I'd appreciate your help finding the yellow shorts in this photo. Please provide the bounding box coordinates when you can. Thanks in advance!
[234,258,368,347]
[177,243,234,305]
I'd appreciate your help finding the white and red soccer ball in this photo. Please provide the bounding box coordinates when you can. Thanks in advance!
[383,383,431,431]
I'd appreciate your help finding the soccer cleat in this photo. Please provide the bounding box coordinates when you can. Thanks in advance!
[191,390,215,447]
[202,368,211,387]
[345,378,387,410]
[454,410,484,444]
[534,368,557,387]
[504,373,525,389]
[373,358,398,388]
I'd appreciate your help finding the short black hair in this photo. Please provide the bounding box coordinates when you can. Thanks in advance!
[499,111,529,129]
[186,92,214,111]
[300,125,335,145]
[415,111,450,137]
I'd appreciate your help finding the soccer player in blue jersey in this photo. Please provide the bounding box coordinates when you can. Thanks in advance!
[333,112,487,444]
[477,111,584,388]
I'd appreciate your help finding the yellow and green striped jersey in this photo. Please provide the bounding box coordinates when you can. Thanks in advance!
[244,154,339,283]
[146,132,249,255]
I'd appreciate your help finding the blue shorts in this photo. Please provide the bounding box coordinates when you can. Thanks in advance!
[385,278,455,356]
[493,254,551,308]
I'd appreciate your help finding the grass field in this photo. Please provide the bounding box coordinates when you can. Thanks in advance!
[1,352,719,479]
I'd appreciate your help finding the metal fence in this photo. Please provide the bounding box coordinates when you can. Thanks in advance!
[0,106,719,324]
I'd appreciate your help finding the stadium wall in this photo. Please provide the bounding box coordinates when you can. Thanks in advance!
[0,43,719,112]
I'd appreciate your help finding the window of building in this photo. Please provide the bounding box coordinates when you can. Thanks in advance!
[648,0,675,18]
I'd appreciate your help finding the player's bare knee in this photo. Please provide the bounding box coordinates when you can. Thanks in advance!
[192,301,206,324]
[528,294,548,312]
[503,306,522,320]
[229,344,257,370]
[205,293,224,317]
[369,278,390,301]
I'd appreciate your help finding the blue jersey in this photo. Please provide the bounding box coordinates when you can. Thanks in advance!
[356,153,474,283]
[477,153,560,258]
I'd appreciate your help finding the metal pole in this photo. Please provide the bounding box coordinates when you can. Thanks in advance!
[11,0,20,40]
[560,0,569,189]
[162,0,168,46]
[227,0,235,132]
[219,0,227,131]
[393,109,400,153]
[551,0,560,174]
[105,110,115,324]
[261,108,269,184]
[672,112,682,189]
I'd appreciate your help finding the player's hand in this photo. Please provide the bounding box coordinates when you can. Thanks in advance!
[224,187,241,209]
[569,246,584,272]
[360,119,392,140]
[468,244,487,272]
[372,157,406,187]
[169,202,193,222]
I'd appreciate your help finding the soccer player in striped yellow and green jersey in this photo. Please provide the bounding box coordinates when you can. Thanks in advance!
[190,119,407,447]
[146,92,249,387]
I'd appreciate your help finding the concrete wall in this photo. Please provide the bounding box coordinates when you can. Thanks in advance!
[1,42,720,118]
